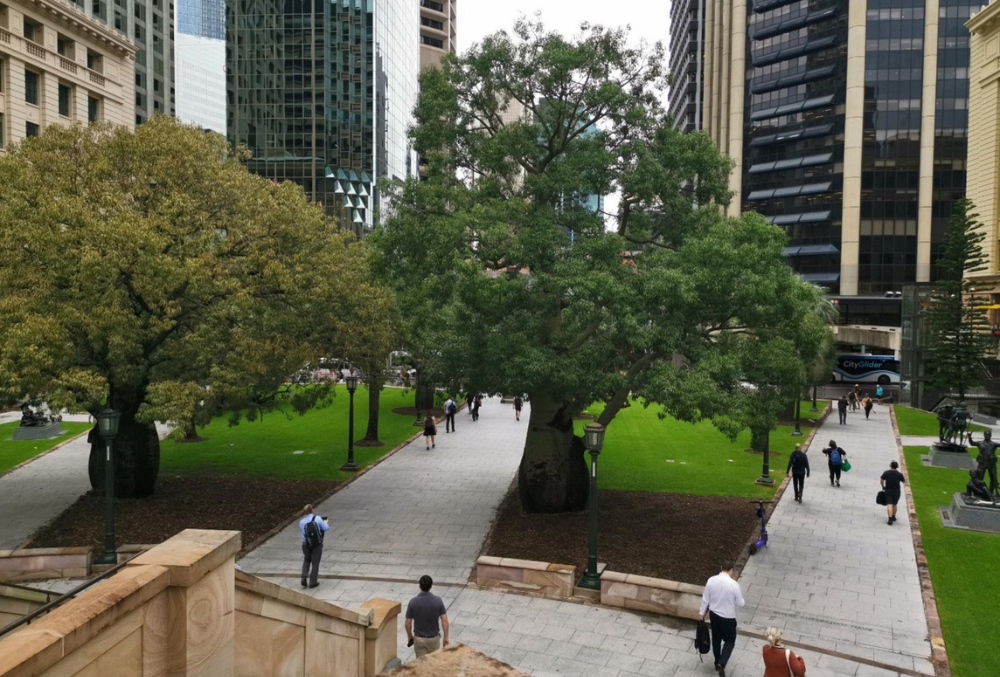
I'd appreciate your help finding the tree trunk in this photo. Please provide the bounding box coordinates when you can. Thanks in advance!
[364,382,381,442]
[183,422,198,440]
[87,393,160,498]
[518,396,589,513]
[751,426,770,454]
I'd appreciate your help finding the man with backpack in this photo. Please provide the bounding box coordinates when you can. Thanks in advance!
[786,443,810,503]
[837,395,849,425]
[443,397,457,433]
[823,440,847,487]
[299,504,329,588]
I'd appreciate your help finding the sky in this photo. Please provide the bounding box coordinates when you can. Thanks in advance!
[457,0,669,54]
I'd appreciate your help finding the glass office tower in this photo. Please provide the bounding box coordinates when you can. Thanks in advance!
[176,0,226,132]
[226,0,418,233]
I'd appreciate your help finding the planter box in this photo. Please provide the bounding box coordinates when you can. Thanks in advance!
[475,556,575,599]
[600,570,704,620]
[0,547,92,582]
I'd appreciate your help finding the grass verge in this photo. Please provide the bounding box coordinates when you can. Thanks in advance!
[896,406,987,437]
[577,400,826,499]
[903,445,999,677]
[0,421,91,474]
[161,386,418,481]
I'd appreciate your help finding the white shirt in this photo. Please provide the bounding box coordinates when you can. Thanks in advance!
[699,571,745,619]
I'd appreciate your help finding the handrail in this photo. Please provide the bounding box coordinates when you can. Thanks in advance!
[0,557,135,639]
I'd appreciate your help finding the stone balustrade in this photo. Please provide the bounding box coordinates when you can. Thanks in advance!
[600,570,705,619]
[475,556,575,598]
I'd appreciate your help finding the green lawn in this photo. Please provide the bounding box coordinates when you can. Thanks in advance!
[577,400,826,499]
[895,406,987,436]
[903,445,999,677]
[161,386,419,481]
[0,421,91,473]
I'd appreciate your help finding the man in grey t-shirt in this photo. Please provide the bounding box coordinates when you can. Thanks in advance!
[405,575,449,658]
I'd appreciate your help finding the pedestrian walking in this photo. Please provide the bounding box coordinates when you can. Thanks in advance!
[876,384,884,404]
[823,439,846,486]
[513,395,523,421]
[423,414,437,449]
[837,395,848,425]
[472,395,482,421]
[299,504,329,588]
[762,627,806,677]
[405,575,450,658]
[863,394,874,419]
[786,443,810,503]
[465,392,475,414]
[443,397,457,433]
[881,460,906,525]
[699,562,745,677]
[848,390,859,412]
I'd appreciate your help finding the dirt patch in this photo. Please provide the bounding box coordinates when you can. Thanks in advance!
[743,449,783,456]
[392,407,446,418]
[483,487,759,585]
[27,475,338,553]
[354,440,386,447]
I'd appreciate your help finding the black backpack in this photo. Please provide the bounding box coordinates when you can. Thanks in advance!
[448,402,457,415]
[304,515,322,549]
[695,620,711,656]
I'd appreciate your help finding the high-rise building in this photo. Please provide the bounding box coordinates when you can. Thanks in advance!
[175,0,224,132]
[419,0,454,69]
[226,0,419,234]
[0,0,135,150]
[667,0,705,132]
[703,0,974,347]
[62,0,174,125]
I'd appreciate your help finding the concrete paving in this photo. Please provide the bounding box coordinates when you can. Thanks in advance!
[238,397,527,584]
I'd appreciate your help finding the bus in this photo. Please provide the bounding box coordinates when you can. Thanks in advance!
[832,354,900,385]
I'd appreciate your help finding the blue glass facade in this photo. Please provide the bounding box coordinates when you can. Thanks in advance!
[177,0,224,38]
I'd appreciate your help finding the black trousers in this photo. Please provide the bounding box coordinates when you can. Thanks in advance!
[301,543,323,585]
[838,409,847,424]
[792,473,805,499]
[829,463,842,483]
[709,611,737,667]
[445,412,455,432]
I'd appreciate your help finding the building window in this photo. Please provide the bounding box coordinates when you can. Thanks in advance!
[26,122,39,137]
[421,0,444,11]
[57,34,75,58]
[87,49,104,73]
[88,96,100,122]
[23,17,40,43]
[58,83,71,117]
[24,70,39,105]
[421,35,444,49]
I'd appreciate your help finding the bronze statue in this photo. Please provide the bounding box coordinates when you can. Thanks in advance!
[938,405,972,446]
[969,429,1000,496]
[966,468,996,503]
[18,402,60,428]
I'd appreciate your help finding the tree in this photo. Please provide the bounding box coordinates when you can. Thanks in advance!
[0,119,364,497]
[927,198,993,401]
[373,20,826,513]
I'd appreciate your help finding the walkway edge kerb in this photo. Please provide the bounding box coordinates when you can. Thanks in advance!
[891,404,953,677]
[0,429,90,481]
[238,426,428,558]
[735,403,830,578]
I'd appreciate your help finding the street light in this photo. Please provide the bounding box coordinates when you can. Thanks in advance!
[341,374,360,471]
[412,360,423,426]
[810,385,819,413]
[94,407,121,565]
[578,423,606,591]
[791,399,803,437]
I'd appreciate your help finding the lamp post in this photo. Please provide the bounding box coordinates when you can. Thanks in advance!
[810,385,819,413]
[94,408,121,565]
[341,375,360,471]
[413,361,423,426]
[578,423,606,591]
[792,399,803,437]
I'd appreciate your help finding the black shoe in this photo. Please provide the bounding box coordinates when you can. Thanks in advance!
[432,443,436,448]
[888,519,893,525]
[836,480,840,487]
[309,582,319,588]
[718,666,726,677]
[301,578,307,588]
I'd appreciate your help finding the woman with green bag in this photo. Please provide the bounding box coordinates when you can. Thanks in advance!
[823,440,847,486]
[842,458,852,472]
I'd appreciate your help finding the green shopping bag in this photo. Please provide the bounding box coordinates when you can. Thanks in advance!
[842,459,852,472]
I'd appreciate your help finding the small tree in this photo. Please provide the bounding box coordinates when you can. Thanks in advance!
[927,199,993,401]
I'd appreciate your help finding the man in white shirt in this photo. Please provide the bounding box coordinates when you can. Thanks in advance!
[699,562,745,677]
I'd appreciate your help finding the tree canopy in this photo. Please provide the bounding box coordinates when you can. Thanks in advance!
[0,118,368,496]
[373,20,829,512]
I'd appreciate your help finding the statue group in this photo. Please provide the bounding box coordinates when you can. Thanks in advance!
[18,402,61,428]
[967,430,1000,501]
[938,404,973,447]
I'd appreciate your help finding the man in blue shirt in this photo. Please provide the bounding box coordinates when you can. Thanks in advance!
[299,504,329,588]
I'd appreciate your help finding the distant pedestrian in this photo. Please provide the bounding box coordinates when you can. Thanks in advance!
[786,443,810,503]
[444,397,457,433]
[299,504,329,588]
[823,439,846,487]
[837,396,848,425]
[423,414,437,449]
[405,575,450,658]
[762,627,806,677]
[513,396,523,421]
[848,390,859,411]
[863,394,874,419]
[699,562,745,677]
[876,384,884,404]
[881,460,906,525]
[472,396,482,421]
[465,392,474,414]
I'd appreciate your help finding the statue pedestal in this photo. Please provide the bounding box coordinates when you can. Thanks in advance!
[940,492,1000,533]
[924,443,975,470]
[10,422,65,441]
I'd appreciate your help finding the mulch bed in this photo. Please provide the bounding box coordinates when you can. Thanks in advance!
[28,475,338,553]
[483,487,760,585]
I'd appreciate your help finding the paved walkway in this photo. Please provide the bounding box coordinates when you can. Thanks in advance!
[239,398,527,584]
[738,405,935,676]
